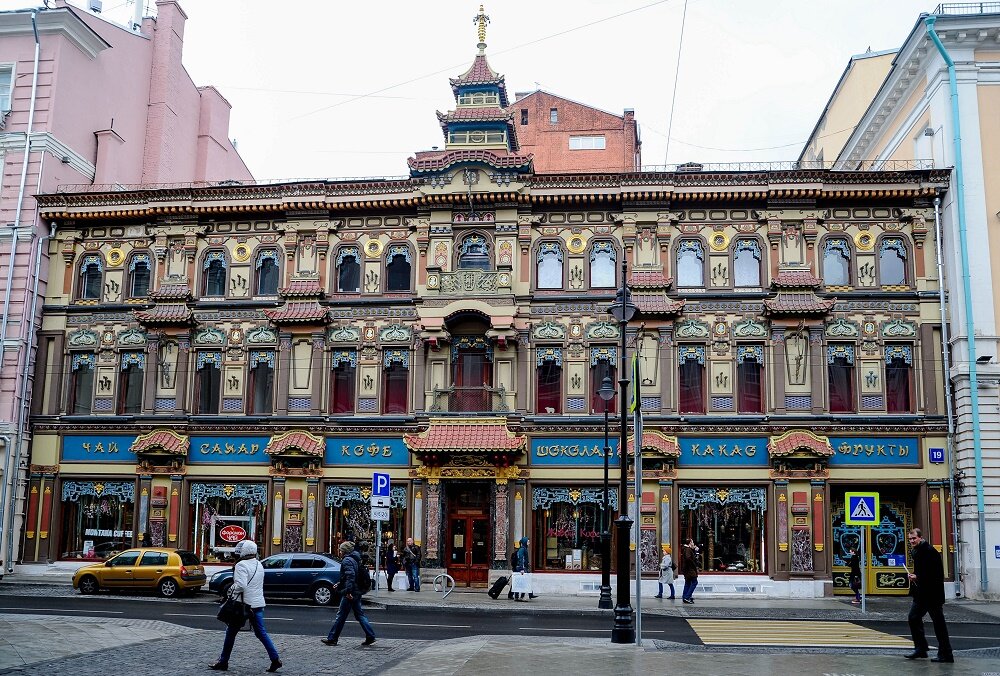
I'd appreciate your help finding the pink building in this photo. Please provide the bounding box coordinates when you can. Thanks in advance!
[0,0,251,573]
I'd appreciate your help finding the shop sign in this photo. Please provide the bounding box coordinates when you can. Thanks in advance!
[219,525,247,543]
[828,437,919,466]
[188,436,270,463]
[929,447,945,464]
[62,435,138,462]
[84,529,133,538]
[530,437,620,466]
[677,437,769,467]
[325,437,409,466]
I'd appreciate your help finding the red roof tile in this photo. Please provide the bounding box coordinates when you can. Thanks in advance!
[263,302,328,324]
[772,270,823,289]
[763,292,835,316]
[408,149,533,173]
[438,108,512,124]
[133,304,193,325]
[768,430,834,457]
[130,429,189,455]
[449,55,507,106]
[280,279,325,299]
[629,270,673,289]
[627,431,679,457]
[404,418,526,453]
[150,283,192,301]
[635,294,685,316]
[265,431,324,457]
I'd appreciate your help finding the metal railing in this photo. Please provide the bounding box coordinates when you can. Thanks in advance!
[637,159,937,173]
[933,2,1000,15]
[433,573,456,599]
[429,385,509,413]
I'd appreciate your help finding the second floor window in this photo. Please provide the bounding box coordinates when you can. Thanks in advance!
[536,242,563,289]
[0,65,11,112]
[203,253,228,297]
[569,135,606,150]
[195,352,222,414]
[129,255,151,298]
[823,239,851,286]
[79,256,103,300]
[536,348,562,414]
[248,351,275,415]
[879,238,907,286]
[385,245,411,292]
[678,346,706,414]
[117,352,144,415]
[590,242,616,288]
[337,247,360,293]
[452,337,492,412]
[736,346,764,414]
[458,234,491,270]
[885,345,913,414]
[733,240,762,287]
[256,251,280,295]
[827,344,856,413]
[590,347,617,414]
[550,107,558,124]
[383,351,409,415]
[330,351,357,414]
[676,241,704,288]
[68,353,95,415]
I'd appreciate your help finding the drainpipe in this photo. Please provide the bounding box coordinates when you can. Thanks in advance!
[934,196,963,597]
[0,433,11,570]
[925,15,989,594]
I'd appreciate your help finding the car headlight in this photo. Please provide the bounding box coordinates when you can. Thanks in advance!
[211,572,226,583]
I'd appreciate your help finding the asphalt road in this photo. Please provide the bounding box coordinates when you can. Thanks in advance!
[2,591,999,651]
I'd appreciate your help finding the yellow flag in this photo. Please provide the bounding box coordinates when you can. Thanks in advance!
[629,352,639,414]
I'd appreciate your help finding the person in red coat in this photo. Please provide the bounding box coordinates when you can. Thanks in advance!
[904,528,953,663]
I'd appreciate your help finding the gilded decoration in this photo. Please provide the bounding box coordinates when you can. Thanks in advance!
[413,464,524,484]
[365,239,384,258]
[567,234,587,254]
[854,231,875,251]
[62,480,135,502]
[532,487,619,511]
[107,247,125,267]
[233,244,251,262]
[709,231,730,251]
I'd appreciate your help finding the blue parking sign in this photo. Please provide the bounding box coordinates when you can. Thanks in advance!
[372,472,390,497]
[929,447,945,464]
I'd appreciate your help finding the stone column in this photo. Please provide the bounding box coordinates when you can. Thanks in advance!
[310,332,325,414]
[271,478,286,554]
[658,328,673,414]
[411,480,424,546]
[305,478,319,551]
[413,341,427,414]
[515,331,530,413]
[773,480,789,581]
[173,333,191,413]
[167,475,183,545]
[137,475,153,545]
[20,473,45,562]
[512,480,525,546]
[809,327,825,415]
[143,334,160,414]
[811,481,828,579]
[771,327,786,414]
[494,481,509,565]
[424,481,441,566]
[277,333,292,416]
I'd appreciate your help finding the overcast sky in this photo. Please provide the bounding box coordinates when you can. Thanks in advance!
[6,0,930,180]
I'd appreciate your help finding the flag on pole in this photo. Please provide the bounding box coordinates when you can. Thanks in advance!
[629,351,639,414]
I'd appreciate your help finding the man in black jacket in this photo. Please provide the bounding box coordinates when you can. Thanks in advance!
[905,528,953,663]
[322,541,376,647]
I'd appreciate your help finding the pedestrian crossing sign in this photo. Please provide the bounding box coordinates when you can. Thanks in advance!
[845,492,880,525]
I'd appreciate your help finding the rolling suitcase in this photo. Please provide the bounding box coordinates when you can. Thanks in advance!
[487,575,509,599]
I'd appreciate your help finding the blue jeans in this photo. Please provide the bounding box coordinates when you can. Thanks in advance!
[682,577,698,600]
[406,563,420,591]
[327,594,376,641]
[657,582,675,598]
[219,607,279,664]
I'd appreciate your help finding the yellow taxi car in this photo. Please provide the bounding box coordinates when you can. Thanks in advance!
[72,547,206,597]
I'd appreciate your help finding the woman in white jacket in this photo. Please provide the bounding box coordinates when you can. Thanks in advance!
[210,540,282,672]
[654,544,676,600]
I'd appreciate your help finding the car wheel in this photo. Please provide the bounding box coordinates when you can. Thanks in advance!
[311,582,334,606]
[158,578,179,598]
[218,581,233,599]
[78,575,99,595]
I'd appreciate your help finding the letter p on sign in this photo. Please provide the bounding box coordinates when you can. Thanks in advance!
[373,472,390,497]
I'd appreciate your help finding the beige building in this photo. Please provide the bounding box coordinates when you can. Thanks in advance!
[802,4,1000,599]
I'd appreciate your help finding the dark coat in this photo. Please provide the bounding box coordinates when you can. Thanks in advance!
[341,550,362,594]
[909,539,946,607]
[681,545,699,579]
[847,552,861,581]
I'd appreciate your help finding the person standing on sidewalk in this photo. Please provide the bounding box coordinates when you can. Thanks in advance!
[323,541,376,647]
[210,540,282,673]
[655,545,675,599]
[511,536,537,600]
[846,548,862,605]
[904,528,953,663]
[383,537,399,592]
[402,537,421,591]
[680,538,699,604]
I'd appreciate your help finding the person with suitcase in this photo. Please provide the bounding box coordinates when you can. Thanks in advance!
[488,574,509,599]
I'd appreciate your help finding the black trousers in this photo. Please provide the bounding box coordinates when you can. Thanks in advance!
[908,599,953,656]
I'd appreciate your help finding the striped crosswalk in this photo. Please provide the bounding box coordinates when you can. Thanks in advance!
[688,619,913,648]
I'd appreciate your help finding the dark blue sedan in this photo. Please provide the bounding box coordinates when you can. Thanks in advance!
[209,552,342,605]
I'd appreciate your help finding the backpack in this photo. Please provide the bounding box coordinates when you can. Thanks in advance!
[510,548,519,570]
[356,561,373,595]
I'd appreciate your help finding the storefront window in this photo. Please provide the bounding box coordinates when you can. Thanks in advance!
[678,487,766,573]
[325,485,407,555]
[533,487,618,571]
[189,483,267,563]
[59,480,135,560]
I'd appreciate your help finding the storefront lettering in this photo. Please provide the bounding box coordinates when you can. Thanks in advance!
[81,441,120,454]
[200,443,261,456]
[690,443,757,458]
[341,443,394,458]
[535,443,616,458]
[84,529,133,538]
[837,442,908,457]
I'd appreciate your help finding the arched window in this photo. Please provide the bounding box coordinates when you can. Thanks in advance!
[590,241,616,288]
[676,240,704,288]
[79,255,103,300]
[733,239,762,287]
[385,245,411,292]
[337,247,361,293]
[247,350,275,414]
[383,350,409,414]
[536,348,562,414]
[330,350,357,414]
[68,353,95,414]
[255,250,280,295]
[128,254,151,298]
[827,344,855,413]
[452,336,493,411]
[736,345,764,413]
[678,346,706,414]
[823,239,851,286]
[885,345,913,414]
[536,242,563,289]
[590,347,617,414]
[195,351,222,414]
[458,234,491,270]
[203,252,228,297]
[879,238,907,286]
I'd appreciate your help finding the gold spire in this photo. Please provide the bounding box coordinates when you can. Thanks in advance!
[474,4,490,54]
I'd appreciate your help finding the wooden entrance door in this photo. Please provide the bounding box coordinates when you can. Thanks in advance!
[446,514,491,586]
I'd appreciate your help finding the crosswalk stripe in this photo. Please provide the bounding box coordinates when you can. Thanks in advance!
[687,619,913,648]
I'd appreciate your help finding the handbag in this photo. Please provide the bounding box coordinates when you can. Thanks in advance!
[217,561,258,627]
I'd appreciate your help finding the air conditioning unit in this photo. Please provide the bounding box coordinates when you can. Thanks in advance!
[90,0,103,13]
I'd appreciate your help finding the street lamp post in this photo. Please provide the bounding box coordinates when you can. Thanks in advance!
[597,375,616,610]
[608,259,637,644]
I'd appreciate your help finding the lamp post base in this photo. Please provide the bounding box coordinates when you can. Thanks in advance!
[611,604,636,644]
[598,584,613,609]
[611,516,635,644]
[599,530,612,609]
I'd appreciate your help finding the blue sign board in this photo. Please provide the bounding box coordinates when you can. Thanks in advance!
[676,437,769,467]
[372,472,390,497]
[845,493,879,525]
[188,436,270,464]
[325,437,410,466]
[929,447,945,464]
[62,435,137,462]
[530,438,620,466]
[828,437,919,466]
[996,545,1000,560]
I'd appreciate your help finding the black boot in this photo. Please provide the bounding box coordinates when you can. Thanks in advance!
[208,663,228,671]
[267,659,282,672]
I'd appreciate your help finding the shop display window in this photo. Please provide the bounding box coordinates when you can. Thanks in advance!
[59,480,135,560]
[532,487,618,572]
[325,485,407,555]
[678,487,766,573]
[189,483,267,563]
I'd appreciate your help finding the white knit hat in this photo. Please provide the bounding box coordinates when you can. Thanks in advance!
[234,540,258,558]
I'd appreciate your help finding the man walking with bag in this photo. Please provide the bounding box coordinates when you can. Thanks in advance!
[904,528,953,663]
[402,537,421,592]
[322,541,376,647]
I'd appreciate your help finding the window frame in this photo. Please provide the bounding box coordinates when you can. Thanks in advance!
[827,343,856,413]
[535,241,564,290]
[127,253,152,299]
[116,352,145,415]
[675,239,706,289]
[457,232,493,271]
[590,348,617,415]
[68,353,96,415]
[589,241,617,289]
[678,346,706,414]
[736,345,765,414]
[336,246,361,293]
[535,349,563,415]
[549,107,558,124]
[884,344,914,414]
[822,237,853,287]
[78,255,104,301]
[329,350,357,414]
[194,351,223,415]
[255,250,280,296]
[732,238,763,288]
[201,251,229,298]
[382,351,409,415]
[247,350,275,415]
[569,135,607,150]
[0,63,12,113]
[384,244,412,292]
[877,236,909,287]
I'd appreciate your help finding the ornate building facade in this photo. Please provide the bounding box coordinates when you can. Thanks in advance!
[22,14,953,598]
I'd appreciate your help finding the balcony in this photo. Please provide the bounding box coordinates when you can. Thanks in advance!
[430,385,509,413]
